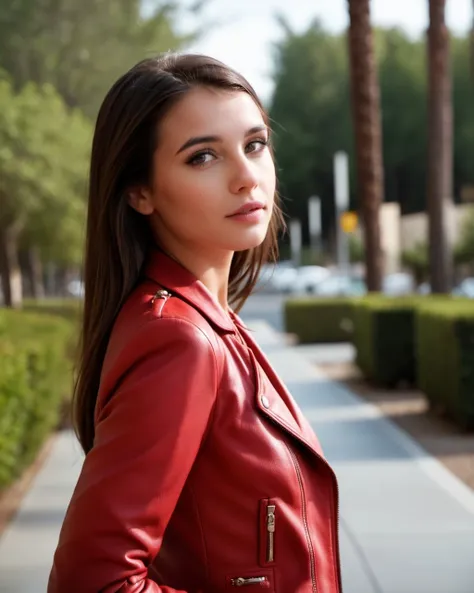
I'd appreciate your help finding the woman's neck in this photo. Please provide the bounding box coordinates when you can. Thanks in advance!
[157,241,233,312]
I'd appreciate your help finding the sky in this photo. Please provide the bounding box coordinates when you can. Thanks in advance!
[180,0,472,102]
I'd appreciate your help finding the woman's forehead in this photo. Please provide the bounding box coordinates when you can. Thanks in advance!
[158,87,265,144]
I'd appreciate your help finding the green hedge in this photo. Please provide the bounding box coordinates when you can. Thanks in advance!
[0,303,79,490]
[284,298,355,343]
[417,301,474,429]
[353,296,419,387]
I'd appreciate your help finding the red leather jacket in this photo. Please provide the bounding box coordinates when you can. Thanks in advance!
[48,250,342,593]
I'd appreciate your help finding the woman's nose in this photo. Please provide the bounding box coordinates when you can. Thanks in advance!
[228,158,259,195]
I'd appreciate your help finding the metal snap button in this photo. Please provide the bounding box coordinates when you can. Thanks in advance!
[261,395,270,409]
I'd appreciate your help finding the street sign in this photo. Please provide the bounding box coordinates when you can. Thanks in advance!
[340,211,358,234]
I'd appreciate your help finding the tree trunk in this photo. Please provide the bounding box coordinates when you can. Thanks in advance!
[347,0,384,291]
[0,223,23,308]
[26,246,45,300]
[427,0,454,293]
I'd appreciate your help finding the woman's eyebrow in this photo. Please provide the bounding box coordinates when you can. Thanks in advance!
[176,124,268,155]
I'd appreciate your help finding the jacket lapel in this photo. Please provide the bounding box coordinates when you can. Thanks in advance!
[237,324,326,461]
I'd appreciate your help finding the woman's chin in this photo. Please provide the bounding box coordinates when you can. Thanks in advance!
[224,227,269,252]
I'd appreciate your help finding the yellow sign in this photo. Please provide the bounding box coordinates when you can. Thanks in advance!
[340,211,358,234]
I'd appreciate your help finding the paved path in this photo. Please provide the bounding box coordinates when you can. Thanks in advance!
[250,321,474,593]
[1,317,474,592]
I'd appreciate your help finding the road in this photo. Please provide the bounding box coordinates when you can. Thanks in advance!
[239,292,286,331]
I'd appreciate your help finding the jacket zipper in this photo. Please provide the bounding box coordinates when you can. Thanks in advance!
[231,577,267,587]
[266,503,276,562]
[286,444,318,593]
[259,407,342,591]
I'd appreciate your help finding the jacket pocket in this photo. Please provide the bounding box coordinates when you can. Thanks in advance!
[225,568,274,590]
[258,498,277,566]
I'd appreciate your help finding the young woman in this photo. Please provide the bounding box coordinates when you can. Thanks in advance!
[48,53,342,593]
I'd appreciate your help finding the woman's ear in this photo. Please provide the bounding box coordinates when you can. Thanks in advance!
[127,187,154,216]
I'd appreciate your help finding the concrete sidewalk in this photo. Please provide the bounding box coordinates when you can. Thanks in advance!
[251,321,474,593]
[1,319,474,592]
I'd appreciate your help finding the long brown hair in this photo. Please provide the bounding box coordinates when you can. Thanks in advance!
[74,53,284,455]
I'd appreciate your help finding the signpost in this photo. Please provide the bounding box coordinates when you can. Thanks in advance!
[334,151,350,273]
[289,219,302,268]
[308,196,321,257]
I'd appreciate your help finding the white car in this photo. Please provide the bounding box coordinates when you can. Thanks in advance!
[255,262,297,293]
[453,278,474,298]
[292,266,331,294]
[271,265,299,293]
[313,275,366,297]
[382,273,415,296]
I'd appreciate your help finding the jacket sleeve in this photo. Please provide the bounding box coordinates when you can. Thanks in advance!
[48,317,219,593]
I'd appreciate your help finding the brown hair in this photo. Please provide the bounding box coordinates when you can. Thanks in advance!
[73,53,284,454]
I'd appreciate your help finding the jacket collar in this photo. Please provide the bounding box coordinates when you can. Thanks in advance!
[143,248,235,334]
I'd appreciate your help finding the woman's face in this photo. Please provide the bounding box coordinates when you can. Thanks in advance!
[132,86,276,258]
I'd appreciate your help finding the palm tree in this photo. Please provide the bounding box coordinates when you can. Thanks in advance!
[426,0,454,293]
[347,0,383,291]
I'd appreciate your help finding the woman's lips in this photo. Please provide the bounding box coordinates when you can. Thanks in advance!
[227,202,266,223]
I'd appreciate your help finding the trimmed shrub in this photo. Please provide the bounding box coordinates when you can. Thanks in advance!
[353,296,419,387]
[417,301,474,429]
[284,298,355,343]
[353,295,458,387]
[0,304,78,490]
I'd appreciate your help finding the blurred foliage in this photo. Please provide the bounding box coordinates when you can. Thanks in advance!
[284,297,356,343]
[349,234,364,263]
[401,241,429,284]
[353,296,420,387]
[0,73,93,266]
[0,303,77,490]
[270,21,474,245]
[0,0,197,305]
[454,206,474,265]
[270,20,352,243]
[417,299,474,430]
[0,0,197,118]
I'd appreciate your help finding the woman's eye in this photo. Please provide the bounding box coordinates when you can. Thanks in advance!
[245,139,268,154]
[187,151,215,166]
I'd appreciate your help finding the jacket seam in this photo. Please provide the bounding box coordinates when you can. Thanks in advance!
[152,313,221,391]
[98,314,221,426]
[159,312,224,446]
[189,483,210,587]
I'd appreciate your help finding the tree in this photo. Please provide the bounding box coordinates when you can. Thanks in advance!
[377,28,427,213]
[347,0,384,290]
[270,19,353,249]
[269,21,474,254]
[426,0,454,293]
[0,74,92,307]
[454,206,474,267]
[401,242,429,285]
[452,35,474,196]
[349,234,365,263]
[0,0,197,118]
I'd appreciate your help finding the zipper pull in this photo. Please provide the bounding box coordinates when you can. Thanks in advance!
[150,289,170,305]
[266,504,276,562]
[231,577,267,587]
